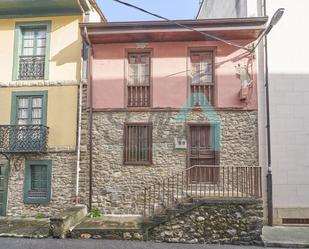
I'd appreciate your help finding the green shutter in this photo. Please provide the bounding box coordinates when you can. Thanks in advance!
[0,161,9,216]
[24,160,52,204]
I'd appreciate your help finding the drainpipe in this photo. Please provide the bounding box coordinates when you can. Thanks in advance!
[75,77,83,204]
[75,0,87,205]
[263,0,273,226]
[82,26,94,211]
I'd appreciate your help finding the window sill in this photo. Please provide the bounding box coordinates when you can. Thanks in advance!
[24,198,50,204]
[123,162,152,166]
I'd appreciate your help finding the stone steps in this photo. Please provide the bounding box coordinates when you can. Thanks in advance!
[141,199,198,234]
[70,215,144,240]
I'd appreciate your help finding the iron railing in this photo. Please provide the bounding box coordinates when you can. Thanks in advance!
[143,165,262,218]
[191,84,214,106]
[18,55,45,80]
[0,125,49,153]
[127,85,150,107]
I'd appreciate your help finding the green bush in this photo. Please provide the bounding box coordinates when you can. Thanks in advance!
[20,214,27,219]
[87,208,104,218]
[35,213,45,219]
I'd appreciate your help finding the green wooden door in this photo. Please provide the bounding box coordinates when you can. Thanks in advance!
[0,162,8,216]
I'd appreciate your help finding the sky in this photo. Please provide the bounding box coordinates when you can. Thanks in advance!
[97,0,201,22]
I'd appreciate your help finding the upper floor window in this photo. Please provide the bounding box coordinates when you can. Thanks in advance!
[127,52,151,107]
[13,22,51,81]
[12,91,47,126]
[190,50,215,106]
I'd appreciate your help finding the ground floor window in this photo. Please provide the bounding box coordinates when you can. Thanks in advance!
[24,160,52,204]
[124,123,152,165]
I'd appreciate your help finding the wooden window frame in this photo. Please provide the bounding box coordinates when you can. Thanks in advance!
[10,91,48,125]
[13,21,51,81]
[123,122,153,165]
[24,160,52,204]
[124,49,153,108]
[187,47,217,106]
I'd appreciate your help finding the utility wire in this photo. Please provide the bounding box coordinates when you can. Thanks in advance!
[112,0,253,52]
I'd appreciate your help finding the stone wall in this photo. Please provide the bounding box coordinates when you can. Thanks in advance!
[86,110,258,215]
[2,151,77,217]
[148,199,263,245]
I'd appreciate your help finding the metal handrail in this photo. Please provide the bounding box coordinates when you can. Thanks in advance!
[143,165,262,218]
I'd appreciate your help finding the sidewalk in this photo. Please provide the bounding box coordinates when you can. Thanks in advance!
[263,226,309,248]
[0,217,49,238]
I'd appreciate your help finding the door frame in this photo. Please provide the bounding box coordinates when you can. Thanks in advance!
[186,122,220,179]
[0,160,9,216]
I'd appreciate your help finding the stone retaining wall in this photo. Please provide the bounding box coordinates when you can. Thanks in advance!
[148,199,263,245]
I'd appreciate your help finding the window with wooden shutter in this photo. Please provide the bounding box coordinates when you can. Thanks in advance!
[124,123,152,164]
[190,51,215,106]
[127,53,151,107]
[24,160,51,204]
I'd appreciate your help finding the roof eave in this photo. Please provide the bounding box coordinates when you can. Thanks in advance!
[80,16,268,29]
[80,17,268,44]
[87,0,107,22]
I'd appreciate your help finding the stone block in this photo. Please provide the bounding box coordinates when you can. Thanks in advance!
[50,205,87,238]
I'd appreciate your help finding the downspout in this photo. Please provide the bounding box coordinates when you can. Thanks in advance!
[75,72,83,204]
[263,0,273,226]
[75,0,87,204]
[83,26,94,211]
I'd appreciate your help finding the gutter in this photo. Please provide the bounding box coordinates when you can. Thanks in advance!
[263,0,273,226]
[77,0,107,22]
[80,17,268,28]
[88,0,107,22]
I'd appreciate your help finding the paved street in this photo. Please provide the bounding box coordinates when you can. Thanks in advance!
[0,238,283,249]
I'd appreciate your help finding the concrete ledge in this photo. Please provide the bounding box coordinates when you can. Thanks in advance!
[263,226,309,248]
[0,218,49,238]
[70,216,143,240]
[0,80,81,87]
[192,197,263,205]
[50,205,87,238]
[264,242,309,248]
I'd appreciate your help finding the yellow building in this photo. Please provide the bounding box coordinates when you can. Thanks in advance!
[0,0,105,217]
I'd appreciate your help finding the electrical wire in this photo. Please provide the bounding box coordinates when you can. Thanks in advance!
[111,0,253,52]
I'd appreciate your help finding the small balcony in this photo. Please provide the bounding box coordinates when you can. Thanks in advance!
[0,125,49,153]
[191,84,215,106]
[18,55,45,80]
[127,85,151,107]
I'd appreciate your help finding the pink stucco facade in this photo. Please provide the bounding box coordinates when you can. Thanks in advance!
[92,40,257,110]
